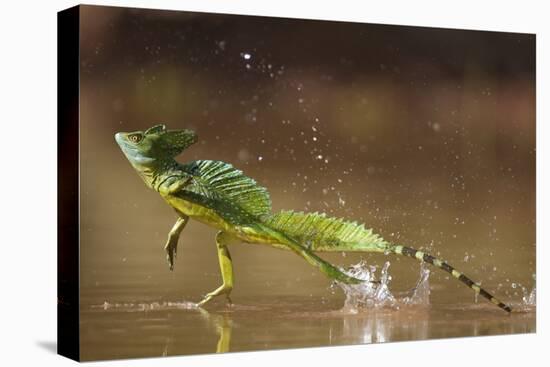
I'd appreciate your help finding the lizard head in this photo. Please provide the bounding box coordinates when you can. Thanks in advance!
[115,124,197,166]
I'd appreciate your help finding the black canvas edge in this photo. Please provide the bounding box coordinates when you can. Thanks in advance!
[57,5,81,362]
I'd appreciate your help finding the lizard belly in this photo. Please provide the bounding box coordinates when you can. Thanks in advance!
[164,194,288,249]
[165,196,233,232]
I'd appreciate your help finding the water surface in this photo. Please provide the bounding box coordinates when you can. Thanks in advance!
[80,284,535,361]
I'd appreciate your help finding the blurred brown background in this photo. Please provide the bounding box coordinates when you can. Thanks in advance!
[77,5,535,359]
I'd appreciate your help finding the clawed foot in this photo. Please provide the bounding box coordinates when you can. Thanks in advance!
[197,286,233,307]
[164,239,177,270]
[163,216,188,271]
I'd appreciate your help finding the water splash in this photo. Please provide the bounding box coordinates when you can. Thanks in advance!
[503,273,536,311]
[93,300,198,312]
[526,286,536,305]
[335,261,397,312]
[521,284,536,307]
[503,279,536,312]
[402,261,431,305]
[335,260,430,312]
[523,273,536,307]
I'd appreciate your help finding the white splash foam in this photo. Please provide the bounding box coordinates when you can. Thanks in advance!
[94,300,198,312]
[522,285,536,307]
[402,261,431,305]
[335,260,430,312]
[335,261,397,312]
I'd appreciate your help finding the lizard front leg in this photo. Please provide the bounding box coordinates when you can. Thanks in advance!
[197,231,239,307]
[164,215,189,270]
[158,175,193,196]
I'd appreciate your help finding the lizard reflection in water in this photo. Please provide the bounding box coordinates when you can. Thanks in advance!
[198,308,232,353]
[115,124,511,313]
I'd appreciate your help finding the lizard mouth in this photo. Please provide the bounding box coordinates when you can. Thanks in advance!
[115,133,136,151]
[114,132,126,146]
[115,133,138,157]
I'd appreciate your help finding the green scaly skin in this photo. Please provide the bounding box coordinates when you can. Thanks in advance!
[115,124,512,313]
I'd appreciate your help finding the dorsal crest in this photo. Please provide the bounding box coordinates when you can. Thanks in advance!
[182,160,272,217]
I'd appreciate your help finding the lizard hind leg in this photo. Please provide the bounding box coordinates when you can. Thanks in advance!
[257,224,364,285]
[197,231,239,307]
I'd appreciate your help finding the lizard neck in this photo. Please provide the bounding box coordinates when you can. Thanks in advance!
[129,157,181,190]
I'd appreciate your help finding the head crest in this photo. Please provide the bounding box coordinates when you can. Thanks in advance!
[160,128,198,156]
[145,124,166,135]
[143,124,198,156]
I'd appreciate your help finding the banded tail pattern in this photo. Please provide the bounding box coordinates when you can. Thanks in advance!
[391,245,512,313]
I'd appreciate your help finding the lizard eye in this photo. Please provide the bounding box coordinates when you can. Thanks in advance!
[128,134,143,143]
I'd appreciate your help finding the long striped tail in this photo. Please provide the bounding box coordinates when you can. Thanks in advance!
[391,245,511,313]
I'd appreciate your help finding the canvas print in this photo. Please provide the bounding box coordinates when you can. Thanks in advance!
[58,4,536,361]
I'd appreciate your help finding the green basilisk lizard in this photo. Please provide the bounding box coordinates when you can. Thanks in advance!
[115,124,511,312]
